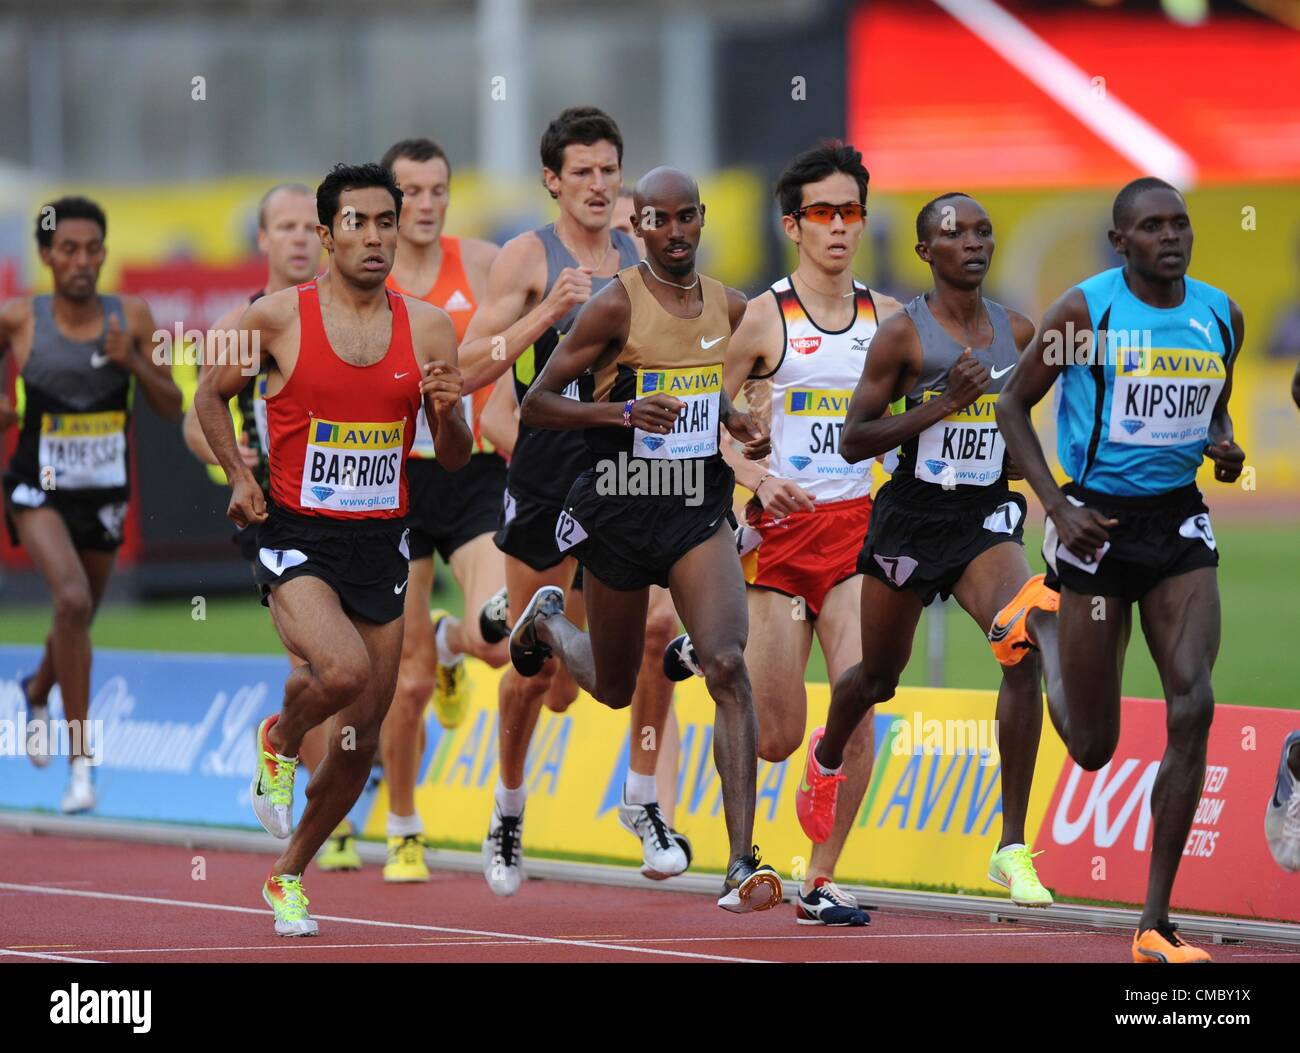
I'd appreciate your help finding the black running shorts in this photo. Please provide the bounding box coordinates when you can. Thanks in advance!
[3,477,128,553]
[406,452,507,563]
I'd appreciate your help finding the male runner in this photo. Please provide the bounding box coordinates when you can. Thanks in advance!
[181,184,359,871]
[996,177,1246,962]
[513,166,782,912]
[458,108,686,892]
[195,162,471,936]
[665,142,901,925]
[1,196,181,812]
[377,137,505,883]
[794,192,1055,909]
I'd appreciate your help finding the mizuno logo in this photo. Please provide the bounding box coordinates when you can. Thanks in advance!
[90,352,110,368]
[700,336,726,350]
[1189,318,1214,342]
[990,363,1015,379]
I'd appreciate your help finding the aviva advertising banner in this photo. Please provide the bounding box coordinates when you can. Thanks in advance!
[2,645,1295,922]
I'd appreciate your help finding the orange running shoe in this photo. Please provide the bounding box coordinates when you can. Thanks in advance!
[988,573,1060,667]
[795,727,845,844]
[1132,923,1211,963]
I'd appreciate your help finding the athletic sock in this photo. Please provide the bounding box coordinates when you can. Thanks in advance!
[999,842,1026,853]
[387,811,423,839]
[436,618,462,667]
[623,771,658,806]
[495,780,526,818]
[813,753,841,777]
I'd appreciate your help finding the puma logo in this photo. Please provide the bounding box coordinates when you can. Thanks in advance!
[1188,318,1214,342]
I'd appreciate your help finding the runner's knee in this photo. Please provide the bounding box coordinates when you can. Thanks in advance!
[701,646,747,697]
[52,583,93,629]
[593,667,637,711]
[316,653,369,706]
[861,672,898,706]
[1071,729,1119,772]
[1166,685,1214,746]
[757,724,802,763]
[643,604,679,655]
[393,666,436,718]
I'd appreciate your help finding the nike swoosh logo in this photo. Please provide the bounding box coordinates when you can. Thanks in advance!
[990,363,1015,379]
[394,579,409,595]
[254,770,266,797]
[700,336,725,349]
[800,775,812,794]
[90,352,110,368]
[988,607,1025,642]
[394,372,410,380]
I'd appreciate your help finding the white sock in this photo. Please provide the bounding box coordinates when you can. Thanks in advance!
[387,811,423,838]
[999,842,1026,853]
[623,771,657,806]
[495,780,526,818]
[436,618,461,666]
[813,754,840,777]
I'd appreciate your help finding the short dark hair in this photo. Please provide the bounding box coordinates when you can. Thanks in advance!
[539,106,624,190]
[380,138,452,180]
[1112,177,1182,229]
[775,140,870,217]
[916,191,974,242]
[35,196,106,249]
[316,162,403,231]
[257,183,313,231]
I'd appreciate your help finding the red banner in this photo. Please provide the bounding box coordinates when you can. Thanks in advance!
[118,259,268,332]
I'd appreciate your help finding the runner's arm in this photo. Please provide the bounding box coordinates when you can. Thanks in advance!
[1204,300,1246,483]
[840,311,941,462]
[123,296,183,420]
[1293,357,1300,412]
[1001,307,1039,480]
[718,288,768,460]
[0,299,28,429]
[182,302,258,467]
[478,371,518,458]
[721,291,777,397]
[409,300,472,472]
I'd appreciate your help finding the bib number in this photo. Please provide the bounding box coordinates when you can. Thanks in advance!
[778,388,863,481]
[555,510,588,552]
[1109,348,1225,448]
[39,411,127,490]
[633,365,721,460]
[301,417,405,512]
[915,393,1003,487]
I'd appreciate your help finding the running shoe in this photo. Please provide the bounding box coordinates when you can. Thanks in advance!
[59,756,95,814]
[316,822,362,872]
[384,834,431,883]
[988,843,1053,907]
[509,586,564,677]
[1265,729,1300,872]
[482,805,524,896]
[795,878,870,926]
[1132,922,1211,964]
[988,573,1059,667]
[618,798,689,880]
[662,633,703,682]
[717,846,782,913]
[430,609,471,729]
[22,675,51,770]
[479,586,510,645]
[250,715,298,839]
[263,873,319,937]
[794,726,844,844]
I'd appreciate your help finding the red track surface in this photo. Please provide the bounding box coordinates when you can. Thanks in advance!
[1,831,1296,964]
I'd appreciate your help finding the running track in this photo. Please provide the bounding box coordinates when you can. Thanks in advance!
[1,831,1296,964]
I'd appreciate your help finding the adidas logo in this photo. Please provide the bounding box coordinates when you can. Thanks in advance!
[789,455,812,470]
[1120,419,1144,435]
[443,290,473,312]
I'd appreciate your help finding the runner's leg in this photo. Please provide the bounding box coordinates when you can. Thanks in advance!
[380,554,438,819]
[745,588,814,763]
[444,532,509,666]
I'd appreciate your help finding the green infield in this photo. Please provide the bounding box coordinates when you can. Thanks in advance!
[1,522,1295,709]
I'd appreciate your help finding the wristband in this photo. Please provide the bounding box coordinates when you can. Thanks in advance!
[623,399,634,427]
[755,474,770,495]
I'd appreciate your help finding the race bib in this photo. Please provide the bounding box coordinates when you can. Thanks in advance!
[1044,496,1111,575]
[300,418,404,512]
[915,392,1003,487]
[39,411,127,490]
[778,388,865,481]
[410,395,473,460]
[1109,347,1225,447]
[554,509,588,552]
[633,364,721,460]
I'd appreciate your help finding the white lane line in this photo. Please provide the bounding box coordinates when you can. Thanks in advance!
[0,883,769,964]
[931,0,1198,184]
[0,949,103,963]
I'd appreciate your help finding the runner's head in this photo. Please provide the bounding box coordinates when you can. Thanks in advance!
[632,167,703,279]
[611,188,645,257]
[257,183,319,287]
[776,140,869,275]
[540,106,623,233]
[381,138,452,249]
[315,162,403,289]
[914,192,992,291]
[35,196,107,303]
[1109,177,1192,284]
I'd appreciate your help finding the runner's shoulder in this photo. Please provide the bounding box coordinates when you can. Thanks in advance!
[403,295,457,342]
[0,294,34,333]
[491,229,548,286]
[868,288,904,322]
[1002,306,1037,349]
[723,284,748,330]
[243,284,300,334]
[459,236,500,269]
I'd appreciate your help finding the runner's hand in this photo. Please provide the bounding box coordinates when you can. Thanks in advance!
[421,360,464,415]
[629,392,683,434]
[1205,439,1244,484]
[0,394,17,429]
[756,476,815,518]
[542,267,594,325]
[103,314,133,367]
[1052,501,1117,560]
[942,347,988,411]
[228,473,267,528]
[237,430,260,469]
[723,409,770,460]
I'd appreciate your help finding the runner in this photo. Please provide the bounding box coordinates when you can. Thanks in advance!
[513,165,783,913]
[793,192,1055,911]
[194,162,471,935]
[458,108,687,893]
[996,177,1247,962]
[664,142,901,925]
[377,137,505,883]
[181,183,359,871]
[1,196,182,812]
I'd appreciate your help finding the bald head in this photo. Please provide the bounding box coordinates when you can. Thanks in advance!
[632,166,699,214]
[631,167,705,278]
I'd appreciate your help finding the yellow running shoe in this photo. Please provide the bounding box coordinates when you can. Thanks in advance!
[430,609,470,729]
[383,834,430,883]
[317,821,361,872]
[988,843,1053,906]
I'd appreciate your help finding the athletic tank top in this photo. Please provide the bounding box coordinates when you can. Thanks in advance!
[1058,267,1234,497]
[7,294,132,500]
[893,293,1019,494]
[509,224,640,504]
[266,282,421,519]
[762,276,879,502]
[587,264,730,462]
[386,236,491,459]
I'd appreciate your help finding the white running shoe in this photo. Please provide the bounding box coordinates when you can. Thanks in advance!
[482,806,524,896]
[618,798,689,880]
[1266,730,1300,872]
[26,695,52,769]
[60,757,96,814]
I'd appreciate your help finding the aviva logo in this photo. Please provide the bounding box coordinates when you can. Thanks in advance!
[310,418,404,449]
[638,365,722,397]
[785,389,852,415]
[1117,348,1224,379]
[926,391,998,421]
[41,410,126,436]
